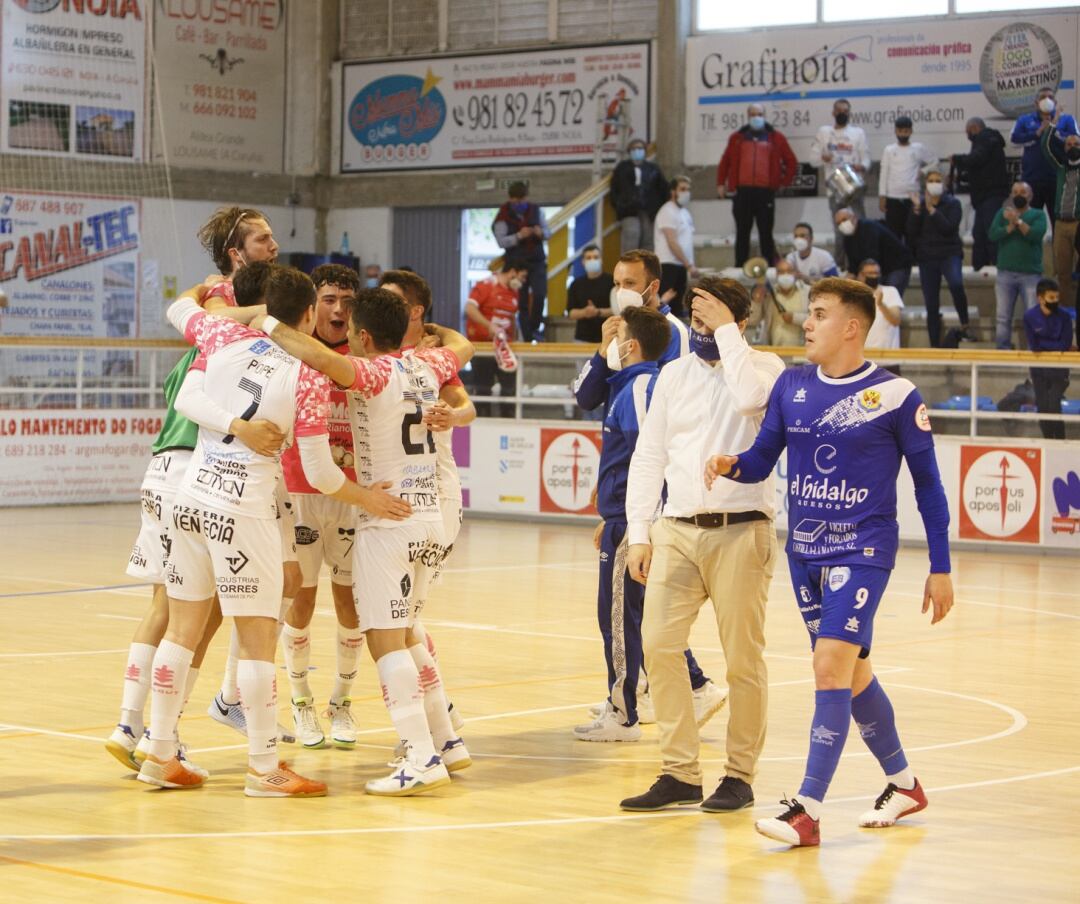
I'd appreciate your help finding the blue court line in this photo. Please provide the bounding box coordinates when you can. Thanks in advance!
[699,80,1076,104]
[0,582,151,600]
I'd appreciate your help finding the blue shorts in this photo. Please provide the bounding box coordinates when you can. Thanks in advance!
[787,559,892,658]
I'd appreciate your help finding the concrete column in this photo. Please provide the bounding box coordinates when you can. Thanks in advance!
[656,0,691,176]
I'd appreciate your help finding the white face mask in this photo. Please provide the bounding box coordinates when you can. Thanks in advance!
[793,236,810,253]
[676,190,691,207]
[606,339,629,371]
[583,258,602,275]
[776,273,796,290]
[612,286,646,314]
[1039,97,1056,114]
[926,182,945,197]
[838,220,856,236]
[509,277,523,291]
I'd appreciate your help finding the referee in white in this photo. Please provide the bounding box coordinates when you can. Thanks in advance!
[621,276,784,813]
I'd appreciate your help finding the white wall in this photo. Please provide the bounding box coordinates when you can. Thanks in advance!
[326,207,393,271]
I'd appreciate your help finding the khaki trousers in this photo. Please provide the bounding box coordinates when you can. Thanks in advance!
[642,517,776,786]
[1053,219,1077,312]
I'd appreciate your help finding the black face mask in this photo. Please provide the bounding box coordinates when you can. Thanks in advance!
[1068,147,1080,163]
[1012,195,1029,209]
[835,112,849,127]
[1045,301,1060,310]
[897,136,910,145]
[865,277,880,289]
[966,131,977,142]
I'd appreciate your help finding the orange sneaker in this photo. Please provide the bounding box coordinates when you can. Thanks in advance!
[137,753,205,790]
[244,761,327,798]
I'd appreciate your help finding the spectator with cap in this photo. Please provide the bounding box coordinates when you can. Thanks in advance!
[1011,85,1079,227]
[907,166,971,347]
[988,181,1048,349]
[879,116,936,242]
[611,138,668,254]
[953,118,1011,272]
[835,207,914,296]
[716,103,798,267]
[493,181,551,342]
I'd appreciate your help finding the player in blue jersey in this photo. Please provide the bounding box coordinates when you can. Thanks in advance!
[573,305,674,741]
[705,276,954,848]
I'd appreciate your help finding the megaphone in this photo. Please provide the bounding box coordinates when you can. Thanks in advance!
[743,257,769,280]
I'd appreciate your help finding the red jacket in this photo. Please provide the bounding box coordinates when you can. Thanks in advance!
[717,125,798,192]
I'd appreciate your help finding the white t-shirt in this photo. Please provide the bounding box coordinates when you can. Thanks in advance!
[344,347,460,529]
[169,301,331,520]
[653,200,694,268]
[785,247,839,283]
[810,124,871,178]
[865,285,904,350]
[879,141,935,199]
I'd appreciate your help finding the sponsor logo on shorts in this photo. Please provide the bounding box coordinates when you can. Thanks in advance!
[172,506,235,543]
[400,574,412,597]
[295,526,319,545]
[217,576,260,595]
[845,616,860,633]
[164,562,183,586]
[390,597,410,620]
[225,550,250,575]
[128,545,148,569]
[827,566,850,591]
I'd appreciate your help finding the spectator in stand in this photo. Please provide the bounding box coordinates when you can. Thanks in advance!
[952,118,1010,272]
[989,182,1048,349]
[762,258,810,346]
[907,167,971,347]
[856,259,904,350]
[363,263,382,288]
[879,116,936,242]
[716,103,798,267]
[1011,86,1079,228]
[1039,123,1080,325]
[565,244,614,344]
[465,261,529,416]
[493,181,551,342]
[835,207,914,295]
[810,99,871,271]
[1024,278,1074,440]
[611,138,668,254]
[786,222,839,284]
[654,175,698,319]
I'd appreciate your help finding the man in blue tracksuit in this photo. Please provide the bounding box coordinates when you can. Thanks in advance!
[1011,86,1079,226]
[574,253,725,734]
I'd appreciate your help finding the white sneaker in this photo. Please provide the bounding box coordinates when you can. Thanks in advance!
[859,779,927,827]
[177,742,209,780]
[693,681,727,728]
[104,724,140,771]
[291,697,325,749]
[134,728,151,765]
[326,698,357,749]
[208,693,246,736]
[448,701,464,732]
[365,753,451,796]
[574,705,642,742]
[440,737,472,772]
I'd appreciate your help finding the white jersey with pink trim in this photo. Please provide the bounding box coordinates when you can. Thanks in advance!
[173,305,331,520]
[345,347,460,529]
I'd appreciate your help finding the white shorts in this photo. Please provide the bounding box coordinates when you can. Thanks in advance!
[165,492,283,618]
[352,519,446,631]
[276,490,299,565]
[292,493,355,587]
[431,494,462,585]
[126,449,192,583]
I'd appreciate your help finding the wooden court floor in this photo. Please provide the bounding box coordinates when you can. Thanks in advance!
[0,503,1077,903]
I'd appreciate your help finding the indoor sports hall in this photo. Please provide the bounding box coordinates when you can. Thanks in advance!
[1,3,1078,902]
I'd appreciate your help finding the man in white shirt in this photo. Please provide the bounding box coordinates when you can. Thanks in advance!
[653,175,697,319]
[620,277,784,814]
[786,222,839,284]
[878,116,936,244]
[810,99,871,271]
[857,259,904,350]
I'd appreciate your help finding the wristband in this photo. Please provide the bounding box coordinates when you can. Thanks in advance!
[262,315,282,336]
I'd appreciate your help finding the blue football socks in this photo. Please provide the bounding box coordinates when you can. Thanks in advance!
[798,688,852,802]
[851,676,909,777]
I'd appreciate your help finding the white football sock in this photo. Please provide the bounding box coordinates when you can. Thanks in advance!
[281,622,312,700]
[408,642,456,749]
[148,641,193,761]
[219,626,241,704]
[886,767,916,791]
[376,650,436,762]
[331,624,363,703]
[119,641,156,735]
[238,659,278,774]
[798,795,823,821]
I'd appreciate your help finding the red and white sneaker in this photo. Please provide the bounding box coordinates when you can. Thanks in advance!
[859,779,927,827]
[755,798,821,847]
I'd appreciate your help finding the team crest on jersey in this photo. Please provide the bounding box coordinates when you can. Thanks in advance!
[858,389,881,411]
[248,339,272,355]
[915,403,932,432]
[828,566,851,591]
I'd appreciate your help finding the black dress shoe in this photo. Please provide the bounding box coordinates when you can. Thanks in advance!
[701,775,754,812]
[620,774,703,811]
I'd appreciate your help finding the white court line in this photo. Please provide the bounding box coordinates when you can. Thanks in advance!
[883,589,1080,622]
[0,647,127,660]
[97,613,141,622]
[1,766,1075,842]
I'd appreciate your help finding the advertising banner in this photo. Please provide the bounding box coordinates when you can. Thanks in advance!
[1,0,148,160]
[539,427,601,515]
[0,409,159,506]
[686,15,1080,164]
[340,42,651,172]
[464,421,542,514]
[1042,446,1080,550]
[153,0,287,172]
[958,444,1042,544]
